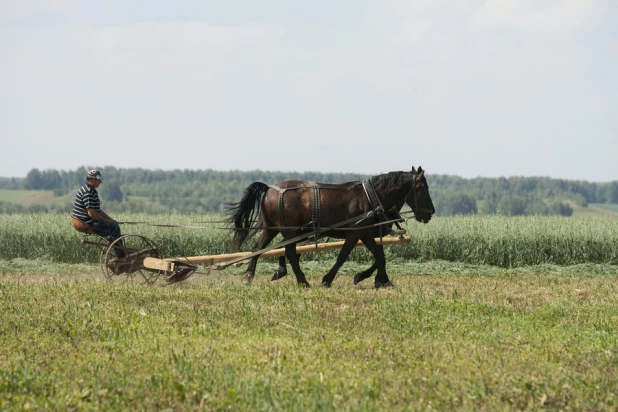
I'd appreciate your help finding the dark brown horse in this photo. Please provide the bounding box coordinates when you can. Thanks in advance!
[226,167,434,287]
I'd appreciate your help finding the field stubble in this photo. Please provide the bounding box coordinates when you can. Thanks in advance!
[1,261,618,410]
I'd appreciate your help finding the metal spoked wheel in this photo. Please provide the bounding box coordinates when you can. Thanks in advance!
[88,234,109,255]
[100,234,164,285]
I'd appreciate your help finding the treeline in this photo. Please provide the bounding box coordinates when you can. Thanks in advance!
[431,175,618,217]
[1,167,617,216]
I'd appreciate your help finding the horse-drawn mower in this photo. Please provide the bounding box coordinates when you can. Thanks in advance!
[71,167,434,287]
[74,215,411,286]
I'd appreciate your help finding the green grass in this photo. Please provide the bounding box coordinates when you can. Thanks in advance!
[0,189,50,204]
[0,188,75,207]
[0,190,167,210]
[1,262,618,410]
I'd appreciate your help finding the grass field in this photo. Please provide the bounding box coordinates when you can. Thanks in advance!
[0,189,75,210]
[1,213,617,410]
[0,189,164,209]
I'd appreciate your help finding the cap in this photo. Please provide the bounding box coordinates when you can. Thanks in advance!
[86,170,103,181]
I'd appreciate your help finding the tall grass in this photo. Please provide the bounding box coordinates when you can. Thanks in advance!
[0,214,617,267]
[405,215,618,267]
[0,213,230,264]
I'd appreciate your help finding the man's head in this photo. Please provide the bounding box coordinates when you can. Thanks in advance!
[86,170,103,187]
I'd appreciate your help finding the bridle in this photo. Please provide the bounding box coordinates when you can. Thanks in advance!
[405,171,420,217]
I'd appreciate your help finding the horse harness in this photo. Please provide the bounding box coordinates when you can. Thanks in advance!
[268,182,322,258]
[362,180,406,239]
[269,179,407,236]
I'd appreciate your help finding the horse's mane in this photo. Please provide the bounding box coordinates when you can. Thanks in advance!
[370,171,412,191]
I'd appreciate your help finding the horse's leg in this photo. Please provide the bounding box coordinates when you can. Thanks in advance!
[361,236,392,288]
[352,240,383,285]
[284,243,311,287]
[243,229,278,285]
[271,256,288,281]
[321,236,360,288]
[353,261,378,285]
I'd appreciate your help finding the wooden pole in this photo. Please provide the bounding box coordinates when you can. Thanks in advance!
[143,236,410,272]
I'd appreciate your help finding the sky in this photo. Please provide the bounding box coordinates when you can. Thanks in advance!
[1,0,616,182]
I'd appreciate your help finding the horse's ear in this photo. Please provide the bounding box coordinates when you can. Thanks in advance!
[411,166,416,173]
[418,166,424,173]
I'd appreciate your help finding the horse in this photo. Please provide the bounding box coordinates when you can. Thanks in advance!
[226,167,435,288]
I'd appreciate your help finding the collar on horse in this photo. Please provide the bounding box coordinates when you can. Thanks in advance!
[362,180,390,239]
[362,180,389,223]
[363,177,411,237]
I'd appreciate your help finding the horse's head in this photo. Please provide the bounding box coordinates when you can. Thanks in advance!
[406,166,435,223]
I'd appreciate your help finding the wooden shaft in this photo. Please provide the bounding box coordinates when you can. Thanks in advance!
[172,236,409,264]
[142,236,410,271]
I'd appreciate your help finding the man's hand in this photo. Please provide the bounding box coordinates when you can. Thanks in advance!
[100,210,114,221]
[87,209,113,221]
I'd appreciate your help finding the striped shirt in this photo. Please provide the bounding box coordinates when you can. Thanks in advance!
[72,183,101,224]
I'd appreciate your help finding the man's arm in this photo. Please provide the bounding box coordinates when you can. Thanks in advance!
[87,208,113,221]
[99,210,114,221]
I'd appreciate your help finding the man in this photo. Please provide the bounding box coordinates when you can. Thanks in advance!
[72,170,126,258]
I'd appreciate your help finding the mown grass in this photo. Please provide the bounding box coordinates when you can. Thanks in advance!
[1,262,618,410]
[1,214,617,267]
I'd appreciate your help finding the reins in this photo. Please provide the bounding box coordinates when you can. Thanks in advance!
[117,215,407,232]
[118,222,216,229]
[116,172,421,232]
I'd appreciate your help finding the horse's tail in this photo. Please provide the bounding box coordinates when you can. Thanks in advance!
[225,182,270,251]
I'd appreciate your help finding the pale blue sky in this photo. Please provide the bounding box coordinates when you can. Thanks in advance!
[1,0,616,181]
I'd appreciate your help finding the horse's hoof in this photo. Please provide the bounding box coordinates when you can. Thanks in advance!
[242,273,253,285]
[271,270,287,281]
[353,274,363,285]
[375,281,394,289]
[299,282,311,288]
[321,282,332,288]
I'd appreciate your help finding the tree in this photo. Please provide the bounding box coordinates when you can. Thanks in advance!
[41,170,62,189]
[497,195,526,216]
[99,182,123,202]
[607,182,618,204]
[550,201,573,216]
[6,178,18,190]
[24,169,43,190]
[437,193,477,215]
[524,198,550,215]
[478,192,499,214]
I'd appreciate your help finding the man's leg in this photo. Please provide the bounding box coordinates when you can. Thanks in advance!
[90,221,126,258]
